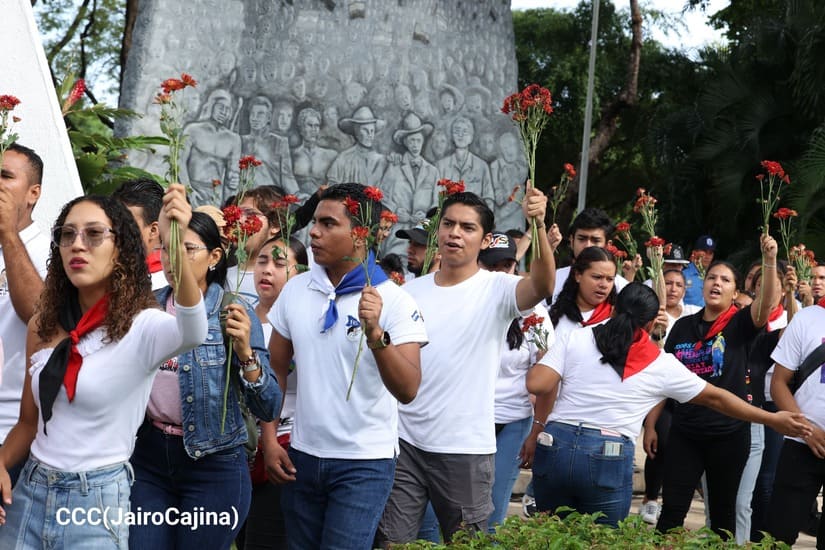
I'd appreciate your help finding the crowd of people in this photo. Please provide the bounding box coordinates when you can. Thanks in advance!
[0,141,822,549]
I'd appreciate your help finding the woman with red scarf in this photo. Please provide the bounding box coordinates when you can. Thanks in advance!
[0,186,207,548]
[526,283,809,527]
[654,234,789,538]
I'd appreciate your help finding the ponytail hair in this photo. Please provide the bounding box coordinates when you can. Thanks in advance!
[593,283,660,369]
[550,246,616,327]
[506,318,524,350]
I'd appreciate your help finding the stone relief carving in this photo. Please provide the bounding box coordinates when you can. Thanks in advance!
[120,0,529,239]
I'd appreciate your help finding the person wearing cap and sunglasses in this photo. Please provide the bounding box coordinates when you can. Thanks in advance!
[478,232,554,532]
[684,235,716,308]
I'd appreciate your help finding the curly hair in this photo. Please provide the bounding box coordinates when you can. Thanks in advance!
[36,195,158,342]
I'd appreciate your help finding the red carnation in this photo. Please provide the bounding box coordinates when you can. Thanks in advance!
[389,271,405,286]
[241,215,263,237]
[351,226,370,240]
[507,184,521,203]
[521,313,544,333]
[343,196,360,216]
[161,78,186,94]
[760,160,785,178]
[153,92,172,104]
[605,242,620,256]
[0,95,21,111]
[616,222,631,234]
[645,237,666,248]
[563,163,576,179]
[380,211,399,224]
[438,178,465,196]
[281,194,299,204]
[614,249,628,260]
[221,205,243,225]
[239,155,262,170]
[773,208,798,219]
[180,73,198,88]
[364,186,384,202]
[212,179,221,189]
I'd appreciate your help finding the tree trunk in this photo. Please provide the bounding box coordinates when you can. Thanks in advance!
[120,0,140,93]
[562,0,643,217]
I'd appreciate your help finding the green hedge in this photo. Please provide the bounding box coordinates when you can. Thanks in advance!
[390,510,789,549]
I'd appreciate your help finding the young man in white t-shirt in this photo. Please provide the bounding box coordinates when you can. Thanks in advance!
[376,185,559,544]
[767,299,825,547]
[0,145,51,484]
[265,183,427,549]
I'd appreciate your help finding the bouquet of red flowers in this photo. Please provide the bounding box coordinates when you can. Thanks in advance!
[522,313,550,352]
[0,94,22,167]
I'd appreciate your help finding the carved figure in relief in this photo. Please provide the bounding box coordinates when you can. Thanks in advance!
[240,96,298,195]
[491,132,527,232]
[326,106,387,187]
[291,108,338,200]
[435,116,493,208]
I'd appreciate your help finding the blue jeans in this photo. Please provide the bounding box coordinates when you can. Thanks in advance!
[488,416,532,531]
[416,502,440,543]
[129,424,251,549]
[0,457,133,549]
[532,422,634,527]
[735,423,764,544]
[281,447,396,550]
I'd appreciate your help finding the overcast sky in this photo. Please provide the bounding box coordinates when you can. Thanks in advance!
[510,0,728,55]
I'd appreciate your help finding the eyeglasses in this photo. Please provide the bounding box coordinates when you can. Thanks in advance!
[52,224,116,248]
[154,243,210,260]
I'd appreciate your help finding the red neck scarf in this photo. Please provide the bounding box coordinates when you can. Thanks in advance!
[694,304,738,350]
[581,301,612,327]
[146,249,163,274]
[767,303,784,329]
[619,329,660,380]
[818,296,825,309]
[39,293,110,432]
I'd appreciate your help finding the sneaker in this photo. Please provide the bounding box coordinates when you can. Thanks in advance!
[640,501,661,525]
[522,494,537,518]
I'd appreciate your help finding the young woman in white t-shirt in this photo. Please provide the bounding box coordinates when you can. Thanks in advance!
[244,235,307,549]
[0,188,207,548]
[525,283,811,527]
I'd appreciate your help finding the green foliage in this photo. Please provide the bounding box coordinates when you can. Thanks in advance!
[57,72,167,194]
[391,511,790,549]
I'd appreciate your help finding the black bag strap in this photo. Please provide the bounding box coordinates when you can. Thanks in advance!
[790,342,825,395]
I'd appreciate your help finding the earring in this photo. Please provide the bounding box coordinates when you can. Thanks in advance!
[208,264,216,272]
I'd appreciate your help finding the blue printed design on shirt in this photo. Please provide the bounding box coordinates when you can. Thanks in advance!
[674,333,726,379]
[345,315,361,338]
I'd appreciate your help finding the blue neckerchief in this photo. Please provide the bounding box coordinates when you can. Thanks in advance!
[321,251,388,332]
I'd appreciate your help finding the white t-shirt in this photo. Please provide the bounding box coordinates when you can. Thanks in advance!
[771,305,825,443]
[269,268,427,460]
[664,303,701,341]
[0,223,51,442]
[226,265,259,307]
[550,265,628,306]
[762,309,789,403]
[539,327,706,440]
[495,303,554,423]
[399,269,526,454]
[29,300,207,471]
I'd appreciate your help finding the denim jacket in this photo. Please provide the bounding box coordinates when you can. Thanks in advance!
[155,283,282,459]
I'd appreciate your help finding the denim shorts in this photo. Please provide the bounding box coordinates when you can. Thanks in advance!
[0,457,134,549]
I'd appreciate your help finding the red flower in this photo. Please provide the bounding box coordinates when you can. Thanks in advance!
[633,195,656,213]
[645,237,666,248]
[161,78,186,94]
[438,178,465,196]
[212,179,221,188]
[221,205,243,225]
[760,160,785,178]
[281,194,299,204]
[351,226,370,240]
[521,313,545,332]
[0,95,21,111]
[616,222,631,234]
[614,249,628,260]
[364,186,384,202]
[66,79,86,107]
[389,271,405,286]
[239,155,262,170]
[635,187,646,197]
[563,163,576,179]
[380,211,399,224]
[153,92,172,104]
[605,242,620,256]
[343,196,360,216]
[241,215,263,237]
[773,208,798,219]
[180,73,198,88]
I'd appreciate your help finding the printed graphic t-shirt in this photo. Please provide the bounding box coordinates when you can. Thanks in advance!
[665,306,758,436]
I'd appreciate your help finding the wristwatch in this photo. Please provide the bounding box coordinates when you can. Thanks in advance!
[368,331,391,350]
[239,351,260,372]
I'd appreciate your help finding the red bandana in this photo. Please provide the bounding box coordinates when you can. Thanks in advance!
[581,301,612,327]
[63,295,110,401]
[621,329,660,380]
[767,303,784,328]
[146,249,163,274]
[818,296,825,309]
[694,304,738,351]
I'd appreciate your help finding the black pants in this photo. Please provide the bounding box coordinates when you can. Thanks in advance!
[644,407,672,501]
[656,424,750,538]
[767,439,825,547]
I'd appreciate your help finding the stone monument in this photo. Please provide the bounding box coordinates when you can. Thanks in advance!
[119,0,528,255]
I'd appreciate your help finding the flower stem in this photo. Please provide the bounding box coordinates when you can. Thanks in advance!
[221,334,233,433]
[347,331,364,401]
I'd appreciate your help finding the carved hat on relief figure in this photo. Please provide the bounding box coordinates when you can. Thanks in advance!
[338,106,386,136]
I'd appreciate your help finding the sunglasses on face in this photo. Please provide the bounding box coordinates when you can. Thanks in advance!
[52,224,116,248]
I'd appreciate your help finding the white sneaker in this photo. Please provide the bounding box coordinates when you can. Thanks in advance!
[522,494,537,517]
[640,501,661,524]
